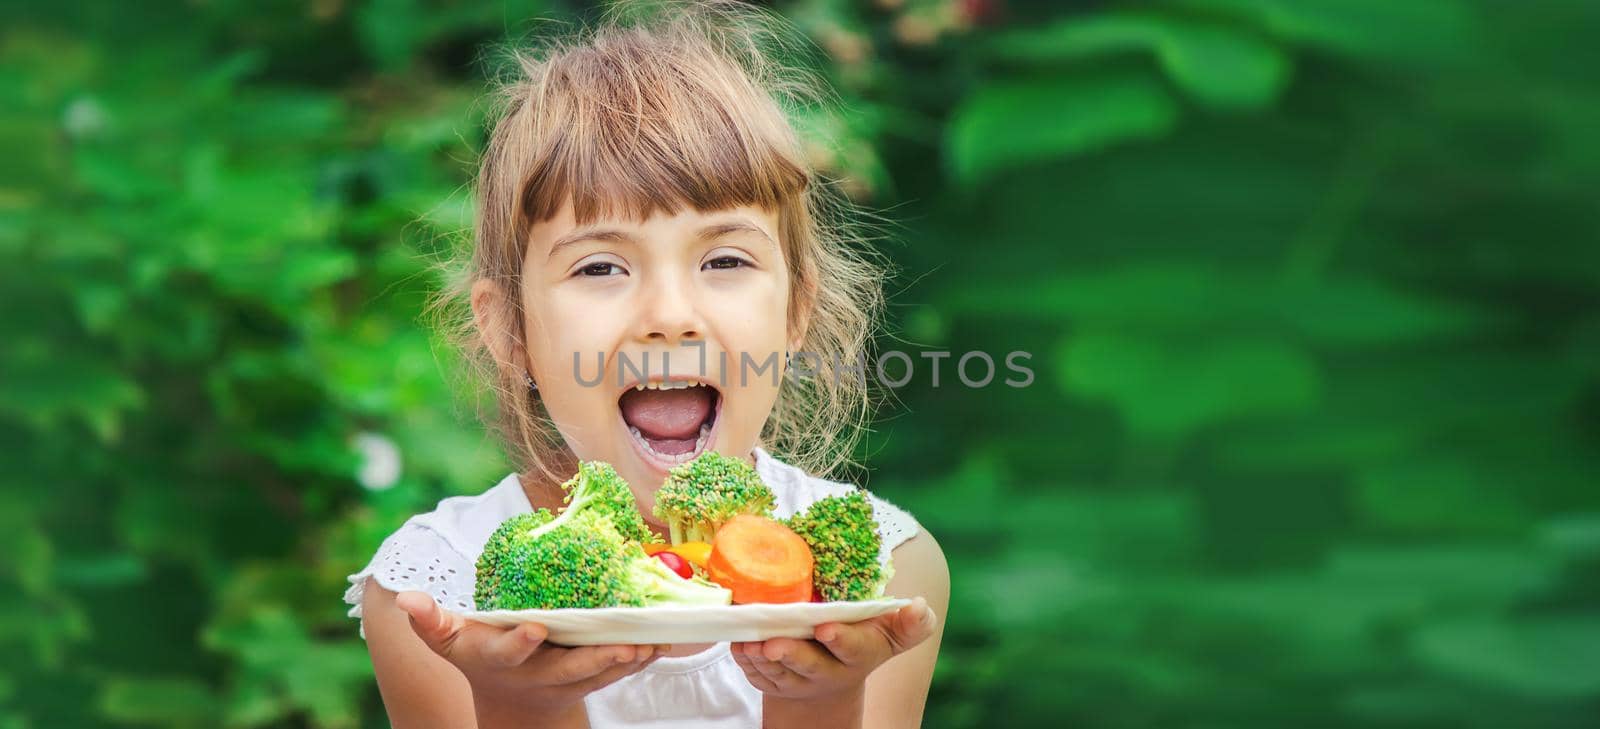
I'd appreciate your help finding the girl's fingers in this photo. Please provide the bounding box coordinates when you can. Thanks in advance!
[547,644,641,685]
[731,652,782,694]
[885,597,938,655]
[764,638,829,678]
[567,652,662,695]
[396,591,462,656]
[815,620,877,665]
[817,596,936,664]
[745,650,795,686]
[480,621,548,669]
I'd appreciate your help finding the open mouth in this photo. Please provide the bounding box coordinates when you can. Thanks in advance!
[617,378,721,469]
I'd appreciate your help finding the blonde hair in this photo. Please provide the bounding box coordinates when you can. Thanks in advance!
[429,0,889,485]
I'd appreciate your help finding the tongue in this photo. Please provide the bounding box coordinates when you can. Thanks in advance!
[620,387,715,441]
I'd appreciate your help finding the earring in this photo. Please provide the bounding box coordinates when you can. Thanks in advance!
[522,371,538,392]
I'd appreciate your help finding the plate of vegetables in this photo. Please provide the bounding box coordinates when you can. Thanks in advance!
[466,453,909,645]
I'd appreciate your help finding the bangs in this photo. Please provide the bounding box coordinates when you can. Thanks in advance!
[517,40,811,227]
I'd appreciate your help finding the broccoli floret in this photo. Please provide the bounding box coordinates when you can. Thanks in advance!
[478,511,632,610]
[652,452,776,545]
[784,491,892,601]
[474,510,730,610]
[562,461,660,545]
[474,508,555,608]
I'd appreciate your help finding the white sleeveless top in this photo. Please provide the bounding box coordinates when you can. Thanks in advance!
[343,447,922,728]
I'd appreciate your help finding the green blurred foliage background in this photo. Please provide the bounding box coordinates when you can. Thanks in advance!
[4,0,1599,726]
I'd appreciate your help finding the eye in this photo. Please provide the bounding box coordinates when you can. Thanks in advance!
[577,261,626,277]
[703,255,749,271]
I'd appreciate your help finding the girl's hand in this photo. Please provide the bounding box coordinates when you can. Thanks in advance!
[395,591,665,723]
[729,597,938,701]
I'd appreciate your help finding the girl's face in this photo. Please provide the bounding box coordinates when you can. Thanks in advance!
[498,199,798,507]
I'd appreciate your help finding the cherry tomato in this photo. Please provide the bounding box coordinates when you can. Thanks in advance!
[654,551,693,579]
[811,588,825,603]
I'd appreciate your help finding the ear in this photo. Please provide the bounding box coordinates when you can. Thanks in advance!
[470,278,526,376]
[788,276,816,354]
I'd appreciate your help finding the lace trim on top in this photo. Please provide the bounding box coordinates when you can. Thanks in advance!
[342,524,477,638]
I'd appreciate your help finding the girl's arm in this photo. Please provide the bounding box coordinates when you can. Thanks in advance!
[862,531,950,728]
[740,530,951,729]
[362,578,481,727]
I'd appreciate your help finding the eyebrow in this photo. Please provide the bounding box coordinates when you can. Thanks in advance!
[696,220,774,245]
[545,218,773,260]
[546,228,637,260]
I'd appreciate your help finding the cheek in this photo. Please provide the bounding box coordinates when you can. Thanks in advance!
[520,294,621,441]
[724,273,791,346]
[523,289,620,380]
[716,280,791,430]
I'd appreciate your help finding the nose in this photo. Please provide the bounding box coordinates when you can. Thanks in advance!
[637,271,704,346]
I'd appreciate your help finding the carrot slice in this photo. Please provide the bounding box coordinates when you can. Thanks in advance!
[707,515,814,604]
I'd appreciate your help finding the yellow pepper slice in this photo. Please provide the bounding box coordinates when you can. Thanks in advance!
[669,541,713,568]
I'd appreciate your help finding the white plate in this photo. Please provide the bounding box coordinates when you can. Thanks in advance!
[466,599,913,646]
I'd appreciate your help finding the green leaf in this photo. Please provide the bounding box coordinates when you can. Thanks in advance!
[0,521,52,594]
[947,73,1178,187]
[0,117,63,194]
[1217,420,1417,470]
[1414,616,1600,699]
[1153,23,1289,109]
[1175,0,1477,67]
[1325,544,1560,606]
[1057,332,1319,438]
[991,14,1292,110]
[1356,457,1530,534]
[52,553,147,589]
[204,608,373,727]
[357,0,425,70]
[98,677,220,724]
[0,356,144,438]
[1539,515,1600,558]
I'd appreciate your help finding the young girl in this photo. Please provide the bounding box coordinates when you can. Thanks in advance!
[343,3,948,727]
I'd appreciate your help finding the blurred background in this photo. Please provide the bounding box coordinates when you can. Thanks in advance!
[5,0,1600,726]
